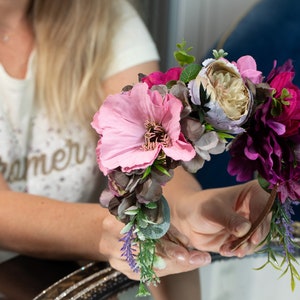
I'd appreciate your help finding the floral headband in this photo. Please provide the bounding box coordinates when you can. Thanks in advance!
[91,42,300,296]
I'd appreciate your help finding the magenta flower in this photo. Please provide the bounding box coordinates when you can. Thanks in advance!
[91,82,195,175]
[141,67,182,88]
[268,68,300,137]
[227,97,300,203]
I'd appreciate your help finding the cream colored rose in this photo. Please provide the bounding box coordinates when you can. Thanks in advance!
[189,59,253,133]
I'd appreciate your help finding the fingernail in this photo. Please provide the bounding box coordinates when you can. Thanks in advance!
[175,252,186,262]
[189,253,211,265]
[236,242,250,257]
[235,222,251,236]
[221,250,235,257]
[220,245,235,257]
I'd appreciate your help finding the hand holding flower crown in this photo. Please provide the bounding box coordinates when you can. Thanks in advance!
[92,41,300,295]
[163,175,271,258]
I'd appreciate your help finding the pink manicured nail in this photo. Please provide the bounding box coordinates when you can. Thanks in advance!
[189,253,211,265]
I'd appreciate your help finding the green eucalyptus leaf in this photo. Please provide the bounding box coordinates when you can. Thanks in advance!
[139,196,170,240]
[174,51,195,65]
[174,40,196,67]
[138,217,149,229]
[136,230,146,241]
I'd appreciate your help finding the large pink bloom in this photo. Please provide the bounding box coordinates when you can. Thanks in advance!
[91,82,195,175]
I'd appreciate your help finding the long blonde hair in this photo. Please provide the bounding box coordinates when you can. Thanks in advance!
[31,0,121,124]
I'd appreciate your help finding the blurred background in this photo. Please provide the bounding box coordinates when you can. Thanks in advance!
[132,0,259,70]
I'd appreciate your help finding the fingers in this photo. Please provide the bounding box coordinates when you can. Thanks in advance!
[100,216,211,281]
[157,236,211,268]
[249,212,271,246]
[225,213,252,238]
[160,225,211,267]
[108,235,211,281]
[219,211,272,257]
[202,196,252,238]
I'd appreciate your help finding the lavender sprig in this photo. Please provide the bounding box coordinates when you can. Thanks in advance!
[120,225,139,272]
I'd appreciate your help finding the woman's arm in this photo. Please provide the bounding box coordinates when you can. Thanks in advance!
[102,61,159,96]
[0,189,107,261]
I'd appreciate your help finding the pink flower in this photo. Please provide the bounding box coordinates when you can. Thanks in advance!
[91,82,195,175]
[141,67,182,88]
[233,55,263,84]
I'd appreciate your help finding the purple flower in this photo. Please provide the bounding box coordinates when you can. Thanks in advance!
[228,97,300,202]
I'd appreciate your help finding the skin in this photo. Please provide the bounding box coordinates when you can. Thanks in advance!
[0,1,271,299]
[163,167,271,258]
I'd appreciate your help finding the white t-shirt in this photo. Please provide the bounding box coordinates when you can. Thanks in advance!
[0,1,159,262]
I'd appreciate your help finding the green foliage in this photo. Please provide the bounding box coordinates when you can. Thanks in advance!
[174,40,196,67]
[193,83,211,124]
[212,49,228,59]
[180,63,202,83]
[255,198,300,291]
[136,238,160,297]
[122,197,170,296]
[257,174,272,192]
[153,162,171,177]
[271,88,291,117]
[217,131,235,140]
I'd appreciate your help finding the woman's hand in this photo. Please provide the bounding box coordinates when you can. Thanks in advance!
[170,179,271,258]
[98,215,211,281]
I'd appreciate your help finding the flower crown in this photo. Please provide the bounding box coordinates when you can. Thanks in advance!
[91,41,300,296]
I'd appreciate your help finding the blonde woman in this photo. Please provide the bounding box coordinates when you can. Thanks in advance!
[0,0,271,299]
